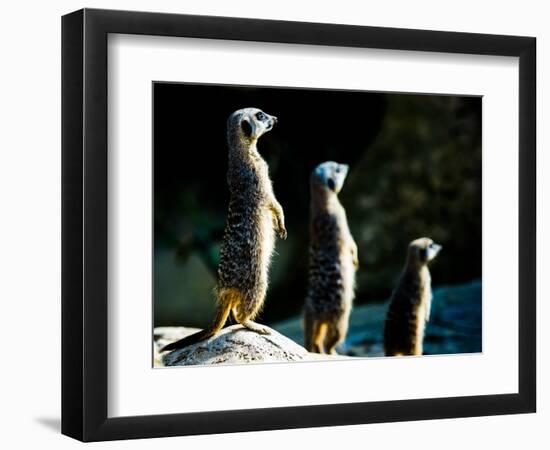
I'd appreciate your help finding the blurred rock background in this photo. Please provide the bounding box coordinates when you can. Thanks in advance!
[153,83,481,354]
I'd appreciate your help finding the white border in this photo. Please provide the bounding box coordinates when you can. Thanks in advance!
[108,34,519,418]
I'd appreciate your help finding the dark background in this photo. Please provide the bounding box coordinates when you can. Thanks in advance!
[153,82,481,328]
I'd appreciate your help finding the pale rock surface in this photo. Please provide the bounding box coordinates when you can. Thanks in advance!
[154,325,346,366]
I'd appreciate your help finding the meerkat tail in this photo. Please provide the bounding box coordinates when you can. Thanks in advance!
[159,301,232,353]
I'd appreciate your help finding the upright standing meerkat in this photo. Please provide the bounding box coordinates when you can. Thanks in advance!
[303,161,358,355]
[384,237,442,356]
[161,107,286,353]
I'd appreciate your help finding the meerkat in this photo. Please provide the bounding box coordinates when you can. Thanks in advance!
[303,161,358,355]
[383,237,442,356]
[161,107,286,353]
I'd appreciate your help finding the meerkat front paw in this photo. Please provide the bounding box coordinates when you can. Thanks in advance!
[270,204,287,239]
[274,214,287,239]
[278,223,287,240]
[351,245,359,268]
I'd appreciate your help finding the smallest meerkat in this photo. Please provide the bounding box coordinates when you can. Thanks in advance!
[384,237,442,356]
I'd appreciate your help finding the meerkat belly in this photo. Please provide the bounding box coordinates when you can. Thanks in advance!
[308,218,353,314]
[307,256,349,320]
[256,207,276,278]
[340,236,357,303]
[415,287,431,341]
[218,205,274,292]
[415,304,427,342]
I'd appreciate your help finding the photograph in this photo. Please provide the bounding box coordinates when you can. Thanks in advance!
[152,82,482,367]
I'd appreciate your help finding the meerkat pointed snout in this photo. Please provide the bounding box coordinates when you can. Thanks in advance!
[384,237,442,356]
[303,161,358,355]
[160,107,286,353]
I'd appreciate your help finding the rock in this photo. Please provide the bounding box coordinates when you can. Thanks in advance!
[156,324,344,367]
[153,326,201,367]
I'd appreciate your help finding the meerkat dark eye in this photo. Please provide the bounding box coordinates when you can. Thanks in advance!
[255,112,267,121]
[335,167,341,173]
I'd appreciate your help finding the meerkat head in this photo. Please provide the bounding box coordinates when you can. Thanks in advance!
[311,161,349,195]
[227,107,278,143]
[408,237,442,266]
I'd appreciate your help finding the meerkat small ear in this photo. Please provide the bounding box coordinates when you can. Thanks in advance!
[241,118,253,137]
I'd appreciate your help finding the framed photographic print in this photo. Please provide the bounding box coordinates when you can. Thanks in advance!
[62,8,536,442]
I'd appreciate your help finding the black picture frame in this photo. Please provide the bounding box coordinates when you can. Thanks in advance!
[61,8,536,442]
